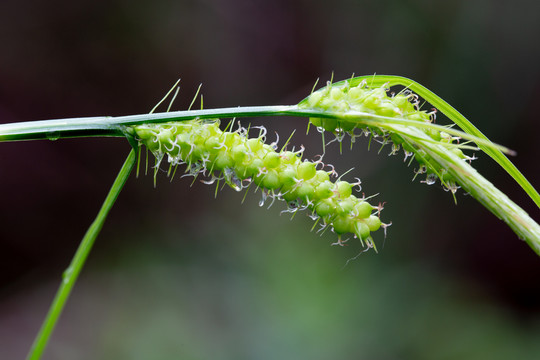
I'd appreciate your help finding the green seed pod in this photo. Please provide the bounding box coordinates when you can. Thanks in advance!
[330,87,343,100]
[307,91,324,107]
[193,127,212,147]
[315,170,330,182]
[335,181,352,199]
[440,168,453,183]
[222,132,239,148]
[390,133,404,145]
[247,137,263,152]
[314,198,335,217]
[364,215,382,232]
[439,132,452,143]
[281,151,300,165]
[427,129,441,142]
[338,120,356,132]
[414,150,430,165]
[246,158,264,177]
[363,93,381,109]
[214,153,233,170]
[406,112,426,122]
[322,118,338,132]
[392,94,409,108]
[451,148,464,159]
[332,215,353,235]
[262,169,280,190]
[379,102,398,117]
[281,183,298,202]
[297,161,316,180]
[347,86,365,101]
[402,142,415,154]
[279,167,297,187]
[354,201,373,219]
[309,117,323,128]
[263,152,281,169]
[231,144,248,164]
[315,180,334,199]
[336,197,355,215]
[235,164,249,179]
[297,182,315,201]
[205,137,221,155]
[354,221,371,241]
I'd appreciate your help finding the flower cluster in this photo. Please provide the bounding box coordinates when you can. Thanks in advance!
[301,79,475,192]
[134,119,385,249]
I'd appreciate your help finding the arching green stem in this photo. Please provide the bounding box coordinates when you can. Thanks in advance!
[0,106,299,141]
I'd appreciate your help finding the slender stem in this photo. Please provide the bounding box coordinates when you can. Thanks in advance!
[0,106,300,142]
[0,106,514,154]
[26,148,136,360]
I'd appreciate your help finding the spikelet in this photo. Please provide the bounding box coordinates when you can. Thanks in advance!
[301,79,476,194]
[134,119,386,249]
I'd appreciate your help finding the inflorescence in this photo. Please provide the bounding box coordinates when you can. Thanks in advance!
[134,119,386,250]
[301,79,477,194]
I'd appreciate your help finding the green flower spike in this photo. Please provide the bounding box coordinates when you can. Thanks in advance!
[298,75,540,254]
[302,78,476,194]
[134,119,388,250]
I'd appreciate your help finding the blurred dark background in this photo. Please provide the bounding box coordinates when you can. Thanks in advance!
[1,0,539,359]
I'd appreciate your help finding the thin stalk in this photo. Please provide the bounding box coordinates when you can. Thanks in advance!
[0,106,299,142]
[26,148,136,360]
[0,107,513,155]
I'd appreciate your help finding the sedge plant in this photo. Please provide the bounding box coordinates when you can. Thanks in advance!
[0,75,538,360]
